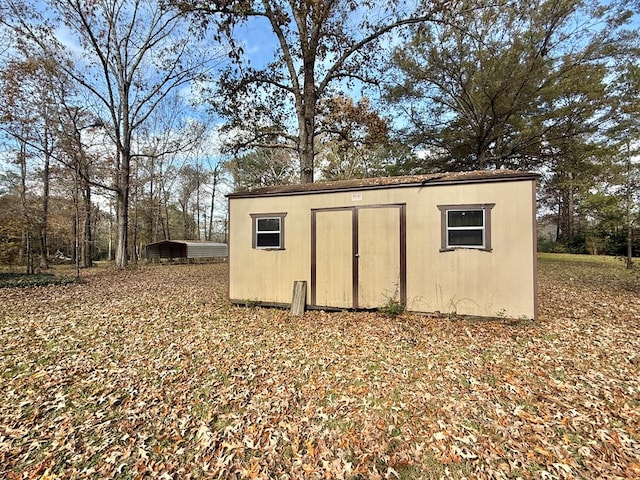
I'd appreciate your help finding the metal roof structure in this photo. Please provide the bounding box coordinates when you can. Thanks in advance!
[146,240,228,261]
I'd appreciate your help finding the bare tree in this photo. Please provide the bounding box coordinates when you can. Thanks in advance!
[4,0,226,268]
[206,160,225,241]
[56,105,107,269]
[0,56,63,271]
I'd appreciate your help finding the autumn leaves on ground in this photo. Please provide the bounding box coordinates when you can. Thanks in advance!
[1,255,639,479]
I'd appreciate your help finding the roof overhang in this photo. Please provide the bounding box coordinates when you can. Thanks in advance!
[226,170,539,199]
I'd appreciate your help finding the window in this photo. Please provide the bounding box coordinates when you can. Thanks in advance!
[250,213,287,249]
[437,204,495,251]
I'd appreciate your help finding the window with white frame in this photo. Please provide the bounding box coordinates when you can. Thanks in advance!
[250,213,287,249]
[437,204,495,251]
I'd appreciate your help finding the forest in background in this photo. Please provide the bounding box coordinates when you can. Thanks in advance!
[0,0,639,271]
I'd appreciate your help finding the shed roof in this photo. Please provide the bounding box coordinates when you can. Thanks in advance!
[146,240,227,248]
[146,240,228,261]
[227,169,539,199]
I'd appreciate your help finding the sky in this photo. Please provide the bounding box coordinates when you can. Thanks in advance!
[5,1,640,154]
[233,17,279,69]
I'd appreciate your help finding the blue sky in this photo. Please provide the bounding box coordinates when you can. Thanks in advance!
[233,17,279,69]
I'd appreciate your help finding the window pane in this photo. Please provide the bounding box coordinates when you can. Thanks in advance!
[448,229,483,246]
[448,210,483,227]
[257,218,280,232]
[256,232,281,247]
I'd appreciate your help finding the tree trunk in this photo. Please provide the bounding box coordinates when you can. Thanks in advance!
[208,167,218,241]
[71,212,77,264]
[626,148,633,269]
[115,75,133,268]
[40,152,50,270]
[477,148,488,170]
[81,183,93,268]
[196,165,201,240]
[627,218,633,269]
[115,187,129,268]
[163,198,171,240]
[131,164,139,264]
[25,231,34,275]
[148,157,156,243]
[181,201,189,239]
[18,140,34,274]
[108,202,114,261]
[567,184,575,242]
[299,121,315,183]
[92,205,99,262]
[115,146,131,268]
[299,68,316,183]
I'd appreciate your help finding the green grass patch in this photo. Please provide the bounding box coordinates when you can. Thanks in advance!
[0,272,78,288]
[538,252,640,293]
[537,252,628,266]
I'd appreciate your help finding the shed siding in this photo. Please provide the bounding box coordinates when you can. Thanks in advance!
[187,243,228,258]
[146,241,228,261]
[229,177,536,319]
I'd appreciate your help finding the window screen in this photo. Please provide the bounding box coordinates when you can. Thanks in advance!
[447,210,484,247]
[251,213,287,249]
[437,204,495,251]
[256,217,281,248]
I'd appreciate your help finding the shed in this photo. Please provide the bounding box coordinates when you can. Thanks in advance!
[145,240,228,262]
[227,170,538,319]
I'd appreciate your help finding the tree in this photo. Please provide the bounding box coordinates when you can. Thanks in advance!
[4,0,225,268]
[316,95,389,180]
[539,137,605,248]
[0,176,24,263]
[605,63,640,267]
[205,159,225,241]
[55,106,107,269]
[132,103,208,245]
[0,55,63,271]
[385,0,633,172]
[226,148,297,191]
[180,0,455,183]
[176,164,204,239]
[185,145,228,242]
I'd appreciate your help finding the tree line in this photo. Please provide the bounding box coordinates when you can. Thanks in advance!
[0,0,638,271]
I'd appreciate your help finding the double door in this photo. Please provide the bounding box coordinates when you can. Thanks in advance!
[311,204,406,309]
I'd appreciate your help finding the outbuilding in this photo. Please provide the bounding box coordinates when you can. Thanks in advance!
[227,170,538,319]
[145,240,228,262]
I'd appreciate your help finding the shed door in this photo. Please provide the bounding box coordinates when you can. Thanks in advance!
[357,207,402,308]
[313,209,354,308]
[311,204,405,309]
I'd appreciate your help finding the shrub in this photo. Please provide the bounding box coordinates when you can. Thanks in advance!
[379,297,404,318]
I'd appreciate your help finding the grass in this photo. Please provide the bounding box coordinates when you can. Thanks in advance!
[537,252,627,264]
[538,251,640,294]
[0,272,78,288]
[0,254,638,479]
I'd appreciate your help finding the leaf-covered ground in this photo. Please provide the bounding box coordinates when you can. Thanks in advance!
[1,255,639,479]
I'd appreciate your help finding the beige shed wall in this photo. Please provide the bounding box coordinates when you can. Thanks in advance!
[403,181,536,318]
[229,178,536,319]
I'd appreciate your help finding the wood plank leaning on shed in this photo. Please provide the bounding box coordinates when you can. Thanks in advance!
[291,281,307,316]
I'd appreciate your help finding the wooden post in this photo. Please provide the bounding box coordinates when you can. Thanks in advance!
[291,281,307,316]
